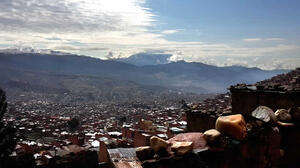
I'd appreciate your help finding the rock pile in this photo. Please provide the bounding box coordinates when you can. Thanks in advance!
[256,68,300,91]
[231,68,300,92]
[250,105,297,127]
[190,93,232,117]
[136,104,300,167]
[135,133,207,161]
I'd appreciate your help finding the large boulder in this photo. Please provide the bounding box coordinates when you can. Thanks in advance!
[289,107,300,124]
[215,114,247,140]
[136,146,154,161]
[170,141,193,155]
[168,133,207,151]
[203,129,221,144]
[150,136,171,156]
[251,106,277,124]
[275,109,292,122]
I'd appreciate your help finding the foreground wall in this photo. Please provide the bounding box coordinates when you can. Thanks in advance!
[230,90,300,118]
[186,111,216,132]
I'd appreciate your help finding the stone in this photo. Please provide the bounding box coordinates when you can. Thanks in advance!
[203,129,221,144]
[251,106,277,123]
[215,114,247,140]
[136,146,154,161]
[289,107,300,124]
[280,149,285,157]
[170,141,193,156]
[168,133,207,151]
[275,109,292,122]
[150,136,171,155]
[277,121,294,127]
[255,120,264,126]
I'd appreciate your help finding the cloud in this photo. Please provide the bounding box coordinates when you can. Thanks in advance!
[243,38,262,42]
[266,38,285,41]
[222,56,300,70]
[243,37,285,42]
[106,51,116,59]
[46,37,62,41]
[0,0,299,70]
[0,0,154,33]
[161,29,180,34]
[51,45,108,51]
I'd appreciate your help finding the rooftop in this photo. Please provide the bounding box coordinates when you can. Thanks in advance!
[108,148,142,168]
[230,68,300,92]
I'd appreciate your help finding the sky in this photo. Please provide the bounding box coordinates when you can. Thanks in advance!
[0,0,299,70]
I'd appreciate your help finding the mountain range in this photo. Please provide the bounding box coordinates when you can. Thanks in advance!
[114,53,171,66]
[0,51,288,103]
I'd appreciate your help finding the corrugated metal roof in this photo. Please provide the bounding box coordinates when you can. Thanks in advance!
[108,148,136,159]
[108,148,142,168]
[113,160,142,168]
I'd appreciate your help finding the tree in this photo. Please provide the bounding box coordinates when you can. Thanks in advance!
[118,116,127,124]
[180,99,191,110]
[0,89,17,166]
[68,117,80,132]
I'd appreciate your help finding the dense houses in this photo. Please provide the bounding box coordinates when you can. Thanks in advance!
[3,99,187,167]
[186,93,232,132]
[2,68,300,168]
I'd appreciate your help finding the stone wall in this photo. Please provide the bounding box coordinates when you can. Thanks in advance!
[134,131,150,147]
[186,111,217,132]
[231,90,300,119]
[231,89,300,167]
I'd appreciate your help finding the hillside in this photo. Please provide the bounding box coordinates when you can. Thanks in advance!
[114,53,171,66]
[0,67,168,103]
[0,52,288,96]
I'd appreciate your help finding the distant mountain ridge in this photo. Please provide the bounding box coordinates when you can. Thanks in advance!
[114,53,172,66]
[0,52,288,96]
